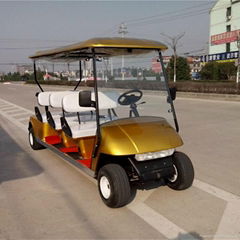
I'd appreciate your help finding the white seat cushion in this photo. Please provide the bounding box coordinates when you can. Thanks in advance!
[70,121,97,138]
[54,115,79,130]
[62,91,119,138]
[42,112,62,123]
[49,91,73,108]
[62,91,119,113]
[68,114,116,138]
[38,92,52,106]
[42,112,79,130]
[62,92,95,113]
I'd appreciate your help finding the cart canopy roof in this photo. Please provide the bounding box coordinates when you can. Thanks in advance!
[29,37,168,62]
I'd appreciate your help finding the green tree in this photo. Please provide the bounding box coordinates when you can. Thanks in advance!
[3,72,21,81]
[219,62,236,80]
[200,62,236,81]
[167,56,191,81]
[131,67,138,77]
[200,62,220,80]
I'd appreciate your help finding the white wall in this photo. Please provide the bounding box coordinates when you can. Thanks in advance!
[209,0,240,54]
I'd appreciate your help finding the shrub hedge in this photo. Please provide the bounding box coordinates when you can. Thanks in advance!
[25,80,240,95]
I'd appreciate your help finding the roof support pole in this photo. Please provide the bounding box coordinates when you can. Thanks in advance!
[158,51,179,132]
[74,60,82,91]
[33,60,44,92]
[92,48,101,157]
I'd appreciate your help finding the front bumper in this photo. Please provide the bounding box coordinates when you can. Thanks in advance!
[130,156,175,182]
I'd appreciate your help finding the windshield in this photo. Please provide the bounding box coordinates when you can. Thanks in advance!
[90,50,177,130]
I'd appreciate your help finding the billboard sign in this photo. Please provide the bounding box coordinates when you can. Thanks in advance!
[151,57,161,73]
[201,51,239,62]
[211,29,240,45]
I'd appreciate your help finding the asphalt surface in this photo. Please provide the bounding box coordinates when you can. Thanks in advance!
[0,82,240,240]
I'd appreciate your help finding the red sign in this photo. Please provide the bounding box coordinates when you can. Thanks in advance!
[211,30,240,45]
[152,57,162,73]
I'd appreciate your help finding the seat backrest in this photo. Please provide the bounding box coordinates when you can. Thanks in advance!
[37,91,52,106]
[62,92,95,113]
[49,91,72,108]
[62,91,119,113]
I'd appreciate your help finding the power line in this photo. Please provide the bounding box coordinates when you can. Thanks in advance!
[0,38,75,43]
[122,2,231,29]
[0,46,60,50]
[125,2,213,25]
[128,9,210,27]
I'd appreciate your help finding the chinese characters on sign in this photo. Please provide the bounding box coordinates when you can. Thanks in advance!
[201,51,239,62]
[211,29,240,45]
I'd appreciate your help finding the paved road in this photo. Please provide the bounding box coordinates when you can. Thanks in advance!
[0,82,240,240]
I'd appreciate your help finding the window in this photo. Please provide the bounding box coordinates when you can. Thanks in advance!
[226,43,230,52]
[226,25,231,32]
[231,0,240,4]
[226,7,231,20]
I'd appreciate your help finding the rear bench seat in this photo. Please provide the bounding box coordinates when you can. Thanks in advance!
[48,91,79,129]
[36,91,61,123]
[36,91,78,130]
[61,91,119,138]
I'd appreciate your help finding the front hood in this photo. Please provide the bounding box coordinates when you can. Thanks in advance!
[99,116,183,156]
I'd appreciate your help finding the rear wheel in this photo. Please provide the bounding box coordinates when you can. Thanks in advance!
[98,164,131,208]
[167,152,194,190]
[28,127,45,150]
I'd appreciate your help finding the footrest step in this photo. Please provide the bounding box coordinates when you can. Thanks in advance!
[77,158,92,168]
[59,147,79,153]
[45,135,61,145]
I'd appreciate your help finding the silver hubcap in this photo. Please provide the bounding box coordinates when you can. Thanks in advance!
[29,132,34,146]
[100,176,111,199]
[168,165,178,182]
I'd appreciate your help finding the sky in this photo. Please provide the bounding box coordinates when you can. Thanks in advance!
[0,0,216,72]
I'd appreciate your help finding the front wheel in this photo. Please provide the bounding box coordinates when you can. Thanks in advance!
[167,152,194,190]
[28,127,45,150]
[98,164,131,208]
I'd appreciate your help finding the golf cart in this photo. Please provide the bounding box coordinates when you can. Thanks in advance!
[28,37,194,208]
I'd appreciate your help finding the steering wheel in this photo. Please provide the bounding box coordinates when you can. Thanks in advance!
[118,89,143,106]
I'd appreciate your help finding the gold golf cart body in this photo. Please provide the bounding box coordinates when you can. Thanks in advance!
[28,37,193,208]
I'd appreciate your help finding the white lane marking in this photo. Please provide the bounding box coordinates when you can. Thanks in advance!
[193,179,240,202]
[1,97,240,239]
[213,201,240,240]
[0,104,11,107]
[0,98,33,114]
[194,180,240,239]
[6,109,24,115]
[0,105,16,110]
[0,98,33,131]
[0,109,27,131]
[18,117,30,122]
[128,202,197,240]
[10,112,30,117]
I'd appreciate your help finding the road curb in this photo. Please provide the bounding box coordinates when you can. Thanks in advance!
[176,92,240,101]
[23,83,240,102]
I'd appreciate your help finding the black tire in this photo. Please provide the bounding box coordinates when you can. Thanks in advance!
[98,164,131,208]
[28,128,45,150]
[167,152,194,190]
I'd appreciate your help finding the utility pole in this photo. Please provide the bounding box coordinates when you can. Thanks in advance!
[160,32,185,82]
[236,32,240,84]
[110,58,113,77]
[118,22,128,80]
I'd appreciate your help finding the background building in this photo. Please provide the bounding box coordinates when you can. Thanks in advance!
[16,64,33,75]
[209,0,240,55]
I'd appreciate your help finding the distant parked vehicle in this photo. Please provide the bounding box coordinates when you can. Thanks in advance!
[191,72,201,80]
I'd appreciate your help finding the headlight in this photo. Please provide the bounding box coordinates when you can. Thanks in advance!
[135,149,175,161]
